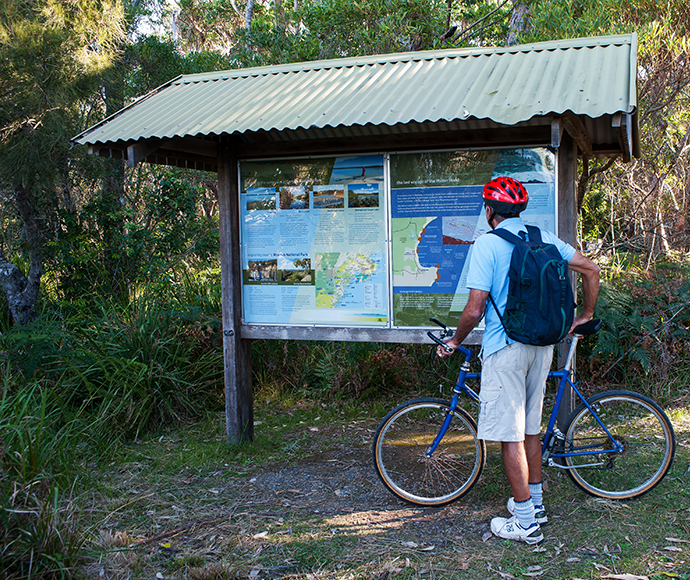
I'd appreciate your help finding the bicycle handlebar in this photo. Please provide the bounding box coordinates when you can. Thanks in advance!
[427,318,472,358]
[426,316,603,358]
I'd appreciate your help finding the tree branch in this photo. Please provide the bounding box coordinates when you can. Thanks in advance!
[450,0,511,44]
[577,156,616,212]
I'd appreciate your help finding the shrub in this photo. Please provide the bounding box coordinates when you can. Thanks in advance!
[585,260,690,403]
[51,299,225,438]
[251,339,431,401]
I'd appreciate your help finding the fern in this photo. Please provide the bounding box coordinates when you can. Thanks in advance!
[589,264,690,391]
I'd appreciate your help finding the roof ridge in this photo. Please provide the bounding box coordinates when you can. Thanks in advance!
[176,33,636,84]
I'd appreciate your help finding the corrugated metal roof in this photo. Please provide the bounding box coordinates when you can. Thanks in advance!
[73,33,637,148]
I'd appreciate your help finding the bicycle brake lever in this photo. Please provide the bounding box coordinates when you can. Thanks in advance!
[427,330,455,354]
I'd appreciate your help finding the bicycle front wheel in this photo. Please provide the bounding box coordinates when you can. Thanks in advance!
[564,390,675,499]
[372,397,486,506]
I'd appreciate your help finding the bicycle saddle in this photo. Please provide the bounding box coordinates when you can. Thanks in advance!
[572,318,602,336]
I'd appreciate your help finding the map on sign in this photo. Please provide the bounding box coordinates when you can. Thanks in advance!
[239,148,557,330]
[390,148,556,327]
[391,217,438,288]
[315,252,384,310]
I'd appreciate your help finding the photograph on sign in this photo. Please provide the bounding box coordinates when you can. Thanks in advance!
[240,155,389,327]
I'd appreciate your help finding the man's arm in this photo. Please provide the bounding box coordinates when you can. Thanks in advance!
[437,288,489,358]
[567,251,601,331]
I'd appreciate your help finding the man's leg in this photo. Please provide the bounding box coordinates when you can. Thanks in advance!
[525,433,542,484]
[502,440,530,502]
[492,439,543,543]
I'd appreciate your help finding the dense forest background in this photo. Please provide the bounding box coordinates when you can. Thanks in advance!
[2,1,690,576]
[1,0,689,328]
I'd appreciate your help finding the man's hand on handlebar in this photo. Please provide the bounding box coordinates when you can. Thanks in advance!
[436,337,459,358]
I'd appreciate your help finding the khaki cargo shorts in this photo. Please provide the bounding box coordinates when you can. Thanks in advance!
[477,342,553,442]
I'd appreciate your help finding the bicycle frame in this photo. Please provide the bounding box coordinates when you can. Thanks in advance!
[426,332,624,467]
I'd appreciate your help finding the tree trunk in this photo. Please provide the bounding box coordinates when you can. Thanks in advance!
[506,0,529,45]
[245,0,256,30]
[0,186,43,326]
[275,0,285,28]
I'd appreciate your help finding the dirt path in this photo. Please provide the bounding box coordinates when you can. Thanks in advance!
[90,413,690,579]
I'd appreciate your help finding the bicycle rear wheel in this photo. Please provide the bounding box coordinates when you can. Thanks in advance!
[563,390,675,499]
[372,397,485,506]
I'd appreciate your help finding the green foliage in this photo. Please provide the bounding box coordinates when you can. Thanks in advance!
[0,384,69,482]
[594,284,656,373]
[0,384,86,578]
[519,0,630,44]
[252,339,429,401]
[228,0,449,66]
[578,170,610,243]
[585,261,690,402]
[124,35,236,95]
[0,312,66,379]
[1,273,225,438]
[0,0,124,189]
[49,164,219,302]
[52,300,223,438]
[449,0,514,46]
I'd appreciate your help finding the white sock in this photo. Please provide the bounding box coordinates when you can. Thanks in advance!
[512,498,536,528]
[529,482,543,506]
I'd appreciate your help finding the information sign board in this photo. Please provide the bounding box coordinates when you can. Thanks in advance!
[239,147,555,330]
[240,155,389,326]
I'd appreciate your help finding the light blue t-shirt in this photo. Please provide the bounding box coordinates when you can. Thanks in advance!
[466,218,576,358]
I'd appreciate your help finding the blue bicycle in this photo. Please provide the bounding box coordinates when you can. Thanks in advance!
[373,318,676,506]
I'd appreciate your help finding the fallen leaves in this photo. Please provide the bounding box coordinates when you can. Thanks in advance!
[400,541,435,551]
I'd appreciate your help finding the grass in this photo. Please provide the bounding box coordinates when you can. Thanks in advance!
[3,261,690,578]
[68,396,690,580]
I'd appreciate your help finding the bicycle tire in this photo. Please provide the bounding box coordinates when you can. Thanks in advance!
[563,390,675,499]
[372,397,486,506]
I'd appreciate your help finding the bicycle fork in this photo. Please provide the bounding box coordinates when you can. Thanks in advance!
[425,360,475,458]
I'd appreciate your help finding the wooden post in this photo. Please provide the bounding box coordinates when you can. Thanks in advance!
[556,131,578,429]
[218,145,253,444]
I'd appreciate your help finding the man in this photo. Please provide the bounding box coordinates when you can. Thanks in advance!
[437,176,600,544]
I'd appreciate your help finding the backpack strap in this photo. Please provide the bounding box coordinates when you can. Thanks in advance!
[525,225,543,244]
[488,225,543,245]
[487,227,523,245]
[486,228,522,327]
[486,225,542,338]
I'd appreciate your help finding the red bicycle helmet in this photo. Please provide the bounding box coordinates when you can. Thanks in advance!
[482,176,529,216]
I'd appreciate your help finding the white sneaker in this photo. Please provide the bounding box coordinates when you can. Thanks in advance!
[507,497,548,525]
[491,515,544,544]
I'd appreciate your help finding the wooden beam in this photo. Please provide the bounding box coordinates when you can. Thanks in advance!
[127,139,162,167]
[218,146,253,445]
[241,325,483,345]
[162,136,218,159]
[232,125,552,159]
[612,112,633,163]
[551,118,564,149]
[94,146,126,160]
[561,113,593,157]
[556,130,578,429]
[590,145,626,157]
[89,124,553,170]
[148,148,218,169]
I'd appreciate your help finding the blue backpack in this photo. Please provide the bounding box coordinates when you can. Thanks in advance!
[488,225,575,346]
